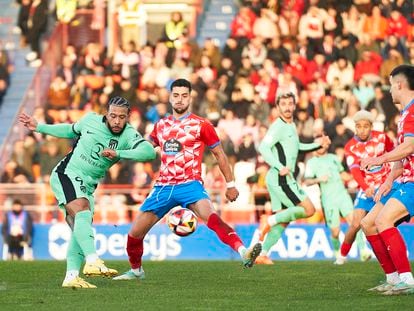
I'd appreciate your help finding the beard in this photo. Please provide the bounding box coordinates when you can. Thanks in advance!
[173,106,189,114]
[107,123,126,135]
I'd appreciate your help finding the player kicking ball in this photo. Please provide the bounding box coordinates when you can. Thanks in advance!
[114,79,261,281]
[19,96,156,288]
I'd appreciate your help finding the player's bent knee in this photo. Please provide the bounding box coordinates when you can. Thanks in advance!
[350,221,361,232]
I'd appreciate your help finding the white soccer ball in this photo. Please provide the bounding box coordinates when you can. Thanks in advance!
[167,208,198,237]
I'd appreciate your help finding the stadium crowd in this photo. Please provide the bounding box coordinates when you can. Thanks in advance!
[2,0,414,224]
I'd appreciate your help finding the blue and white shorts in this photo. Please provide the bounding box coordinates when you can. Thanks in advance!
[140,180,210,218]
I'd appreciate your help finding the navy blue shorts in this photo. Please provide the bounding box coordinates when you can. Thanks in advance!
[140,180,210,218]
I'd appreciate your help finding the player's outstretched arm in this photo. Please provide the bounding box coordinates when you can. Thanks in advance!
[107,140,156,162]
[19,112,38,131]
[361,137,414,170]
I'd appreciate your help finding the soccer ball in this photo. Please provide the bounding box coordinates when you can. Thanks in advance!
[167,208,198,237]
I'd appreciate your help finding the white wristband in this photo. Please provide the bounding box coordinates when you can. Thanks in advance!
[226,181,235,188]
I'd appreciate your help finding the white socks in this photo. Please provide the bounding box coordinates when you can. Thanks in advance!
[64,270,79,283]
[237,246,247,258]
[85,254,99,264]
[399,272,414,285]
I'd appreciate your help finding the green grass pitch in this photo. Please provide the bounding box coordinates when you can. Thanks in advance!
[0,260,413,310]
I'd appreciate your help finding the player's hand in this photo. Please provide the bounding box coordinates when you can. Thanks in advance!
[101,148,118,160]
[320,135,331,149]
[225,187,239,202]
[318,175,329,183]
[279,167,290,177]
[374,181,392,202]
[360,157,383,171]
[365,186,375,198]
[19,112,38,131]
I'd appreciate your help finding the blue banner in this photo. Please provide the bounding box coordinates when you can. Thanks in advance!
[1,223,414,261]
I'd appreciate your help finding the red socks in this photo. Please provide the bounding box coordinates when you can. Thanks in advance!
[366,234,396,274]
[340,242,352,257]
[126,234,143,269]
[207,213,243,251]
[379,227,411,274]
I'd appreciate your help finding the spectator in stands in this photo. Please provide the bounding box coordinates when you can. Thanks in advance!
[253,8,280,40]
[10,138,38,182]
[279,0,306,37]
[17,0,31,48]
[47,76,71,110]
[320,34,340,63]
[248,91,270,126]
[363,6,388,42]
[162,11,187,67]
[330,121,354,152]
[222,37,243,71]
[354,51,382,84]
[242,36,267,70]
[341,5,366,42]
[117,0,147,48]
[324,6,343,37]
[1,160,31,183]
[118,79,137,108]
[113,41,140,89]
[380,49,404,84]
[195,55,216,86]
[338,35,359,66]
[326,56,355,89]
[353,78,375,108]
[200,38,221,70]
[381,35,408,60]
[2,199,33,260]
[237,133,257,162]
[387,9,408,43]
[0,62,9,107]
[230,6,256,48]
[393,0,413,23]
[198,87,224,125]
[266,37,289,69]
[141,58,171,90]
[70,75,91,110]
[56,0,77,24]
[170,57,192,82]
[39,140,62,182]
[25,0,48,67]
[56,55,77,86]
[357,34,381,59]
[298,5,326,51]
[217,109,244,146]
[366,84,398,129]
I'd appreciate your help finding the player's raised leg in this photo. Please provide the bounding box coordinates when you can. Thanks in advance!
[191,198,261,268]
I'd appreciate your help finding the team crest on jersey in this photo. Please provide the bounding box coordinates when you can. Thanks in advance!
[108,139,118,150]
[163,138,182,155]
[184,125,192,133]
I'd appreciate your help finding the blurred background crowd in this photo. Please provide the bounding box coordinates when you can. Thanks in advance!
[0,0,413,225]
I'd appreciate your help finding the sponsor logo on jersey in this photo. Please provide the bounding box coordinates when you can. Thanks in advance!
[163,139,183,155]
[91,143,105,160]
[108,139,118,150]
